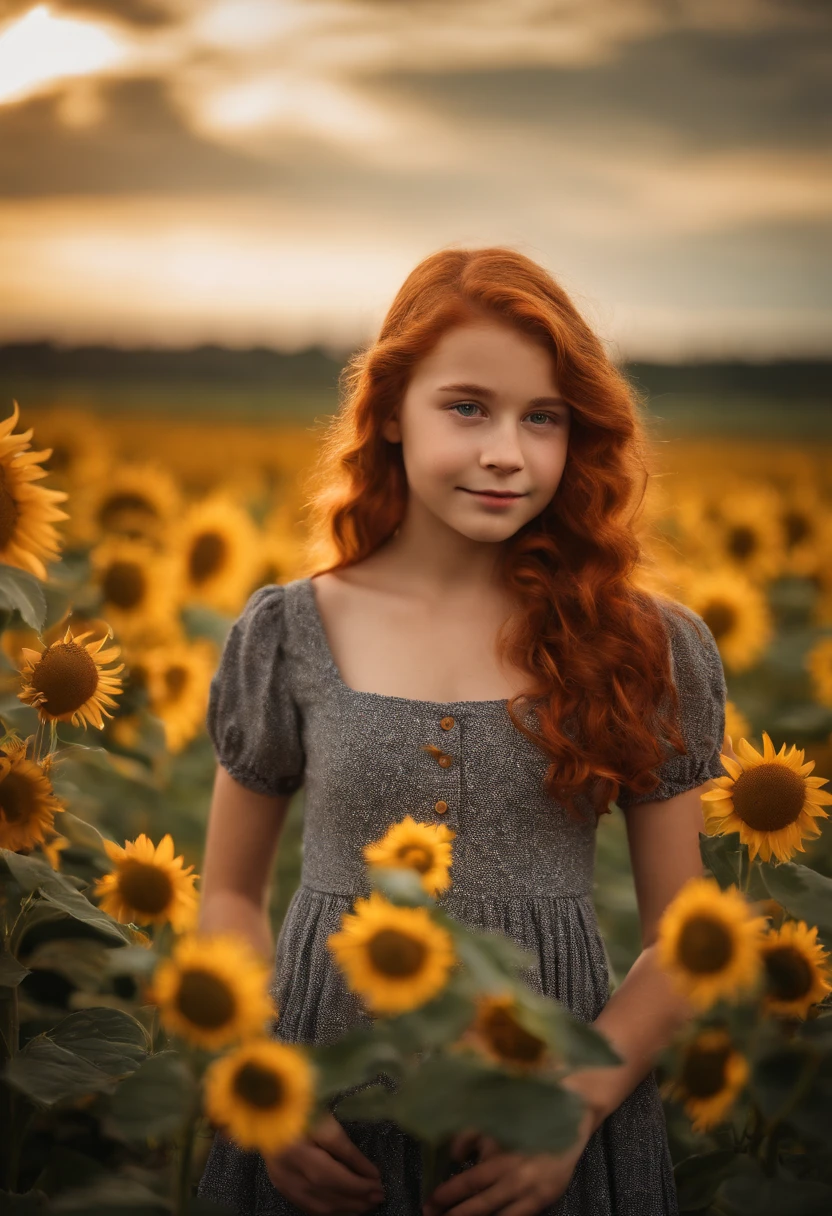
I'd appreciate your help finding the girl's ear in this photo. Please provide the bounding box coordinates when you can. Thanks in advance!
[382,414,402,443]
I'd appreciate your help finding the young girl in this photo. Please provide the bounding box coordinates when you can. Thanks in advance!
[196,246,728,1216]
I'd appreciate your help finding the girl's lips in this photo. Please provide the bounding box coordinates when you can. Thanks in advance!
[461,488,525,498]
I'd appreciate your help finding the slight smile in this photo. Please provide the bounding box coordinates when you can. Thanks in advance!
[459,488,527,499]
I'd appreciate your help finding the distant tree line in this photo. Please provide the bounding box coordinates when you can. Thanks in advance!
[0,342,829,401]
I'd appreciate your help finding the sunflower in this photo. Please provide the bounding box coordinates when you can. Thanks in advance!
[20,406,112,495]
[806,637,832,710]
[0,400,70,581]
[93,832,199,932]
[249,528,306,593]
[657,878,767,1010]
[701,731,831,864]
[759,920,832,1019]
[70,461,183,547]
[1,612,112,703]
[461,992,552,1073]
[778,483,830,578]
[676,569,773,673]
[203,1038,315,1155]
[666,1027,748,1133]
[363,814,456,896]
[17,625,125,729]
[106,712,143,751]
[703,484,786,584]
[327,889,456,1015]
[170,493,262,614]
[89,537,183,643]
[668,486,720,567]
[147,932,276,1050]
[0,736,65,852]
[140,637,217,754]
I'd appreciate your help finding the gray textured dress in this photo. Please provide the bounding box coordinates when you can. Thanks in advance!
[197,575,727,1216]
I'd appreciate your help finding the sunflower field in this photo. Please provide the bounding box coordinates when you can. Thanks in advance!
[1,397,832,1215]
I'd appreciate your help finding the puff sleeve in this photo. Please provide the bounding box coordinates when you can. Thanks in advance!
[616,601,727,811]
[206,584,305,797]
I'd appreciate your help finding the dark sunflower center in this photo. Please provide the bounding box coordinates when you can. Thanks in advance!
[482,1006,546,1065]
[732,764,806,832]
[367,928,428,978]
[727,525,757,561]
[189,532,226,583]
[701,600,737,642]
[176,968,236,1028]
[680,1041,731,1098]
[117,859,174,915]
[0,771,38,826]
[676,914,733,973]
[233,1061,283,1109]
[32,642,100,717]
[99,493,159,532]
[129,662,149,691]
[164,665,189,699]
[782,511,811,549]
[0,466,20,550]
[763,945,813,1002]
[396,844,434,874]
[102,561,147,611]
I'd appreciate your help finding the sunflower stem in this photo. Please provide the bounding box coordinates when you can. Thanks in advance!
[420,1135,454,1201]
[757,1047,818,1174]
[745,1099,765,1155]
[173,1094,201,1214]
[30,718,46,765]
[0,980,20,1191]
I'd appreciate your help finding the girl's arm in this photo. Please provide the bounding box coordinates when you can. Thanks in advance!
[197,765,294,962]
[561,777,711,1133]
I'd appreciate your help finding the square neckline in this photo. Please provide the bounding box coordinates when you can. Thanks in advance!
[301,575,511,710]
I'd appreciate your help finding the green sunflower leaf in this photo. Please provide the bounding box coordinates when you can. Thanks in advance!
[101,1051,197,1144]
[0,849,132,945]
[0,564,47,632]
[758,861,832,947]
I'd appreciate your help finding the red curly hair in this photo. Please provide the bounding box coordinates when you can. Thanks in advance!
[298,245,701,820]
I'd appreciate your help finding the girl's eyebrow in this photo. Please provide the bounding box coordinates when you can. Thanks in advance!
[436,381,568,409]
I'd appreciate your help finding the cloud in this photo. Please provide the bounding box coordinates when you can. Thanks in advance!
[0,76,279,194]
[0,193,828,358]
[0,0,828,354]
[1,0,179,29]
[368,25,831,156]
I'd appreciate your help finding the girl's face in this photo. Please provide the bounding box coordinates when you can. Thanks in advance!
[382,318,570,543]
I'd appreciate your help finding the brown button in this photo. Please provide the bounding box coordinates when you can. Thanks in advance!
[437,753,453,768]
[440,716,455,730]
[434,800,448,814]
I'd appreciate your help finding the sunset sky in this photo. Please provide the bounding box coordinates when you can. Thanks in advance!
[0,0,829,358]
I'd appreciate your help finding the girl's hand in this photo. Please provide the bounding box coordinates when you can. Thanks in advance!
[424,1122,591,1216]
[264,1111,386,1214]
[723,732,739,766]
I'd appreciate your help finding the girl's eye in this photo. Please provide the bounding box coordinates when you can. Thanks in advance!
[450,402,562,427]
